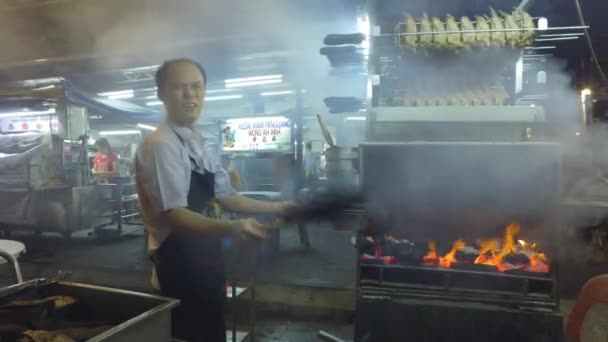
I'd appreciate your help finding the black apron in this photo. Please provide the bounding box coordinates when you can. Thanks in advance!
[152,136,226,342]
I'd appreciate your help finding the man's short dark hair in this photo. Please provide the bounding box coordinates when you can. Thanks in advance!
[155,58,207,93]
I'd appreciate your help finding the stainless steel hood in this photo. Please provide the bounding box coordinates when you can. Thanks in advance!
[360,141,561,241]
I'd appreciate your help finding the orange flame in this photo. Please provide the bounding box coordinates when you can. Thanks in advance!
[526,254,549,272]
[473,223,520,268]
[422,222,549,273]
[474,238,500,265]
[439,240,466,268]
[422,240,438,263]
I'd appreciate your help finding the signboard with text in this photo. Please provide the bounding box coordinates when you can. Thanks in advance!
[0,116,59,134]
[221,116,292,152]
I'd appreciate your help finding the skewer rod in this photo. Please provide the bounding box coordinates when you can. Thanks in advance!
[535,36,581,42]
[539,33,584,38]
[385,25,590,37]
[524,46,556,50]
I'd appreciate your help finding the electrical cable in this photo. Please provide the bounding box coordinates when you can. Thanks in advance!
[573,0,607,82]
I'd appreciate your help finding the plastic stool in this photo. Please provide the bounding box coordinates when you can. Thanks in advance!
[565,274,608,342]
[0,239,26,283]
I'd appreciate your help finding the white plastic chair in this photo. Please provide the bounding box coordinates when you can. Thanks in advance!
[0,239,26,283]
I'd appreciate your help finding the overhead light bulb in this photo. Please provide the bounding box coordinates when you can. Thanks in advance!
[99,130,141,136]
[225,116,288,124]
[108,93,134,100]
[345,116,366,121]
[206,95,243,101]
[98,89,134,97]
[225,79,282,88]
[207,89,237,94]
[225,74,282,84]
[137,123,156,131]
[260,90,294,96]
[0,108,56,118]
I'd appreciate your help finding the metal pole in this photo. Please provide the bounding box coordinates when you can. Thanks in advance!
[294,86,305,191]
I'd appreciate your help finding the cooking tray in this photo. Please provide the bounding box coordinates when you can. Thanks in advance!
[0,281,179,342]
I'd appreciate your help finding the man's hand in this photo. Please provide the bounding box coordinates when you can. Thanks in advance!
[273,201,295,216]
[218,195,295,216]
[233,218,271,241]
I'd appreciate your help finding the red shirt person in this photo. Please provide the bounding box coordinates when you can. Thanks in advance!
[92,138,118,181]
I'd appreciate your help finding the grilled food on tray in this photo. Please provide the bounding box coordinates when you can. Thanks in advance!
[11,296,77,311]
[393,85,508,107]
[20,326,113,342]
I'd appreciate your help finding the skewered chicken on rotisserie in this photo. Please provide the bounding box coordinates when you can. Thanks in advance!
[420,13,433,45]
[446,15,463,48]
[476,15,491,47]
[518,9,536,45]
[432,16,448,48]
[503,10,521,48]
[460,16,476,46]
[404,13,418,48]
[398,9,537,50]
[489,8,506,46]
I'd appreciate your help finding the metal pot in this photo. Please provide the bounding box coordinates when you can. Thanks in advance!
[324,146,359,187]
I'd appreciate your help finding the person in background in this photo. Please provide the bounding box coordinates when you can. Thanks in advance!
[274,154,296,198]
[135,58,290,342]
[221,155,242,192]
[92,138,118,182]
[304,141,319,185]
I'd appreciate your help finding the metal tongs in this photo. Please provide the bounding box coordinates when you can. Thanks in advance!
[0,271,71,299]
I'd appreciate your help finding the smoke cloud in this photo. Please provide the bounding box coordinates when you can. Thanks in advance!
[0,1,606,255]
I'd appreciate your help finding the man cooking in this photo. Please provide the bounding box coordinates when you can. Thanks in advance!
[135,58,290,342]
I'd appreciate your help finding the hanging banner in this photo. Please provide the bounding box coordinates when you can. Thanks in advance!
[221,116,291,152]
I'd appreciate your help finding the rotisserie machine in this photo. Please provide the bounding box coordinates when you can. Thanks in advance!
[323,0,587,340]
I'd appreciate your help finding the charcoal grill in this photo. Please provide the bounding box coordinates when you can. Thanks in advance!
[353,142,563,342]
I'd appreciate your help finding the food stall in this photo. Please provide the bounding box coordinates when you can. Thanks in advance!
[220,115,312,250]
[220,115,293,193]
[90,130,142,237]
[0,79,159,237]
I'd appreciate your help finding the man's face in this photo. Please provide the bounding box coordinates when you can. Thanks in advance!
[159,62,206,126]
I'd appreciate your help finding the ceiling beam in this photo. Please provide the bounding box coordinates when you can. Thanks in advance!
[0,0,90,12]
[0,33,256,71]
